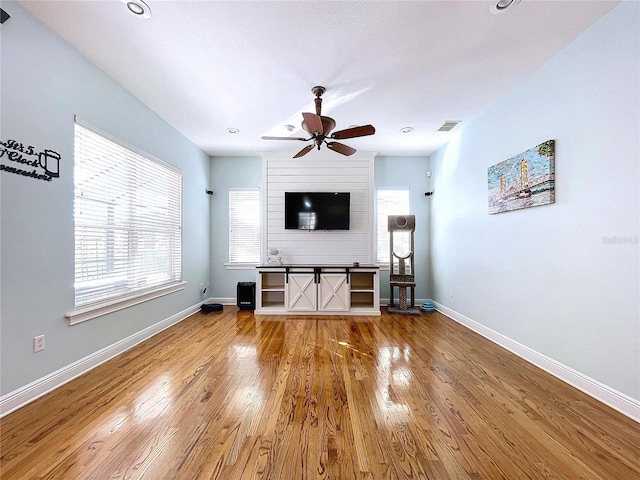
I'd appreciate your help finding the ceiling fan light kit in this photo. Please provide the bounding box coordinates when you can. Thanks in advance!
[261,86,375,158]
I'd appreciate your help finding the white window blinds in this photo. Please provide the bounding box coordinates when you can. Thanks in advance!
[73,120,182,308]
[229,187,260,264]
[376,187,410,265]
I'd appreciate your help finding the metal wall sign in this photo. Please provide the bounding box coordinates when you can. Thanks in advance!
[0,139,61,182]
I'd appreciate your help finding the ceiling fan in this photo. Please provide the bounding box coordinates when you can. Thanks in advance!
[261,86,375,158]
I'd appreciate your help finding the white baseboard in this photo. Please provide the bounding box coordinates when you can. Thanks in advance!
[0,302,202,418]
[215,297,430,307]
[211,297,237,305]
[381,298,429,307]
[432,301,640,423]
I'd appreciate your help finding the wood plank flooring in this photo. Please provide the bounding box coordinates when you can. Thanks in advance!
[1,308,639,479]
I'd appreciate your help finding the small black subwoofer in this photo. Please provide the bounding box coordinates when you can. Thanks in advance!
[237,282,256,310]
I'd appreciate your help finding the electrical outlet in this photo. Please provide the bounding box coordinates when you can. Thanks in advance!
[449,289,454,298]
[200,283,208,296]
[33,335,45,352]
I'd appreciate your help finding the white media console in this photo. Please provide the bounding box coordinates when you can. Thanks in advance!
[255,265,380,315]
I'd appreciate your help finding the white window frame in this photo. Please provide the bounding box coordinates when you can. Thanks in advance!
[226,186,261,268]
[67,118,184,325]
[376,186,410,267]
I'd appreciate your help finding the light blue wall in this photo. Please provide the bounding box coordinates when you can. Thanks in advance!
[209,156,262,299]
[374,156,431,301]
[430,1,639,400]
[0,3,211,395]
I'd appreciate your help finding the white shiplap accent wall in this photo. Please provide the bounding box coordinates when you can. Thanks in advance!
[263,151,375,265]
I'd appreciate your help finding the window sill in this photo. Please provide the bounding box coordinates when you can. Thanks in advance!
[66,282,186,325]
[225,263,259,270]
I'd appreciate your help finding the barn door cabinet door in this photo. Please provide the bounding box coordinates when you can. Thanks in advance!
[318,273,350,312]
[286,272,350,312]
[286,273,317,311]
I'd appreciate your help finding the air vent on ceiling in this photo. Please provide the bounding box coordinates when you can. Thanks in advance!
[436,120,461,132]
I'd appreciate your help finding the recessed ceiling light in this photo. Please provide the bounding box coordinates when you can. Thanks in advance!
[284,124,295,132]
[121,0,152,19]
[227,128,240,134]
[490,0,520,15]
[400,127,414,134]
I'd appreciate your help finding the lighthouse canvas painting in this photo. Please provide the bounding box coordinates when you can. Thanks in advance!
[488,140,555,214]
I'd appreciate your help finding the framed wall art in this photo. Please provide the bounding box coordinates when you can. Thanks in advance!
[488,139,555,214]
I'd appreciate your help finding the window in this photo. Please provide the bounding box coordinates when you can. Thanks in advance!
[71,119,182,320]
[228,187,260,265]
[376,187,410,265]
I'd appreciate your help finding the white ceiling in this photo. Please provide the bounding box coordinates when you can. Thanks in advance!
[18,0,619,157]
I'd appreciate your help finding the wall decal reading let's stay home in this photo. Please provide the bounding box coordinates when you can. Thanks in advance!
[0,139,61,182]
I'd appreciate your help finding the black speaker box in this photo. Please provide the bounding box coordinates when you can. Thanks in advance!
[237,282,256,310]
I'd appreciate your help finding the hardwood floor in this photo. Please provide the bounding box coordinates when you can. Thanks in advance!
[1,308,639,479]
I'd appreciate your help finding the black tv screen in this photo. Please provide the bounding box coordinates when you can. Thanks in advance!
[285,192,350,230]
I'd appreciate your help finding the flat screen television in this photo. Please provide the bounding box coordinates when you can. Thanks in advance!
[285,192,350,230]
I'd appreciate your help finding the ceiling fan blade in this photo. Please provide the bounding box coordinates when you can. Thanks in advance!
[261,135,308,141]
[302,112,324,135]
[326,141,356,156]
[293,144,314,158]
[330,124,376,140]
